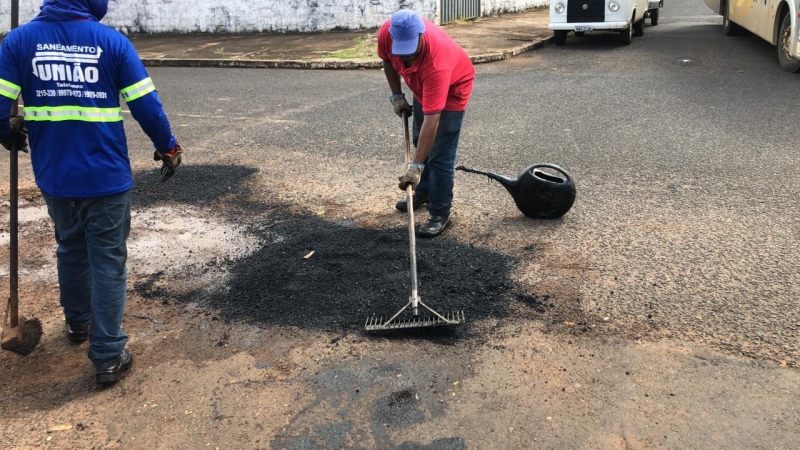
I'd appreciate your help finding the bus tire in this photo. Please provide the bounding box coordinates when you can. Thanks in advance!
[778,14,800,73]
[554,30,568,45]
[650,9,659,26]
[722,2,743,36]
[633,18,645,36]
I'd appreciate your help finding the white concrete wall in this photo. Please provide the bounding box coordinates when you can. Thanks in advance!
[0,1,42,32]
[0,0,546,34]
[481,0,548,15]
[1,0,439,34]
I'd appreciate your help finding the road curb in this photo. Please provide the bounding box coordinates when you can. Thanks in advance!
[140,36,552,70]
[469,36,553,64]
[140,58,384,70]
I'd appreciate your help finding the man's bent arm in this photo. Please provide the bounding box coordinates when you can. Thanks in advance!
[119,40,176,152]
[413,113,441,164]
[383,60,404,95]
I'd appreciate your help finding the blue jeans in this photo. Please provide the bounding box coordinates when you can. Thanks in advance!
[412,101,465,217]
[43,190,131,365]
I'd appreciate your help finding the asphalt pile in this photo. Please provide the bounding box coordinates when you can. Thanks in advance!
[131,165,517,331]
[203,213,514,330]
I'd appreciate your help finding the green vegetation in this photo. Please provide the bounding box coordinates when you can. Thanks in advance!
[327,35,377,60]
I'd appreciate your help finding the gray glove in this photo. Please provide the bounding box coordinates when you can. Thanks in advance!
[398,163,424,190]
[389,94,413,118]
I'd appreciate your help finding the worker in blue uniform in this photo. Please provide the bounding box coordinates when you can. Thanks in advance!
[0,0,185,385]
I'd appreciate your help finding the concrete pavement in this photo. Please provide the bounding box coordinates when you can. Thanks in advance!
[131,8,552,69]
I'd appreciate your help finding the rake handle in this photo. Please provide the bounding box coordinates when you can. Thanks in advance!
[402,113,420,314]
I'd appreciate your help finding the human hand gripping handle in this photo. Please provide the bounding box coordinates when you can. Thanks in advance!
[153,138,185,182]
[390,93,413,118]
[398,163,424,190]
[0,115,29,153]
[397,112,424,190]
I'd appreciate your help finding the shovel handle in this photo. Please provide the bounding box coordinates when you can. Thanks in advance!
[7,103,19,328]
[7,2,20,328]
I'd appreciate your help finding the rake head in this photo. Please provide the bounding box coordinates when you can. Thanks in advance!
[365,309,465,332]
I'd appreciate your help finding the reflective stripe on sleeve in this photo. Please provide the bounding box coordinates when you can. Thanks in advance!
[120,77,156,102]
[23,106,123,122]
[0,78,22,100]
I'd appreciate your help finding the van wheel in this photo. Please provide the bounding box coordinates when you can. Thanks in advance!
[620,16,633,45]
[575,31,585,37]
[778,14,800,72]
[554,30,568,45]
[650,9,659,26]
[722,1,743,36]
[633,18,645,36]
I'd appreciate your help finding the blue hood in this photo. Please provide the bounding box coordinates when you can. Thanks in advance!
[34,0,110,22]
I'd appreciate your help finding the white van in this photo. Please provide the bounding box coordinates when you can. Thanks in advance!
[548,0,661,45]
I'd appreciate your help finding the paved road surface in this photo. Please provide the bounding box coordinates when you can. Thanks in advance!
[1,0,798,448]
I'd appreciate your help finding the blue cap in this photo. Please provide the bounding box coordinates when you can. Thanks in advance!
[389,10,425,56]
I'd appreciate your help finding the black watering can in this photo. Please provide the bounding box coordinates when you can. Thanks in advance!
[456,163,576,219]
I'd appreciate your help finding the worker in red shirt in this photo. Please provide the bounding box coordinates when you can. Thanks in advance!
[378,10,475,237]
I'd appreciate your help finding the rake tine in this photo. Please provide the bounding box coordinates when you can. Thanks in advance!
[365,304,466,331]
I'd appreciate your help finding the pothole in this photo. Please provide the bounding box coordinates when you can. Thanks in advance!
[127,206,265,275]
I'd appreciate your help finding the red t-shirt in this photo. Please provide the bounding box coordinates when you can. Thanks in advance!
[377,18,475,115]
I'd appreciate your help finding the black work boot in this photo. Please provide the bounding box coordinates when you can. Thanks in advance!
[95,349,133,386]
[66,323,90,343]
[395,192,429,212]
[418,214,451,238]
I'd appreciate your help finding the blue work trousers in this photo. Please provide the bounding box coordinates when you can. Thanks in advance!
[43,190,131,365]
[412,101,465,217]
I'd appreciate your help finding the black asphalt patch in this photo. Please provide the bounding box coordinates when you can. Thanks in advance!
[132,164,260,209]
[200,213,513,331]
[131,165,518,334]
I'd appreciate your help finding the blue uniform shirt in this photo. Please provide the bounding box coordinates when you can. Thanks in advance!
[0,1,176,198]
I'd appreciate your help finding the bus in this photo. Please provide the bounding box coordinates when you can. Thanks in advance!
[704,0,800,72]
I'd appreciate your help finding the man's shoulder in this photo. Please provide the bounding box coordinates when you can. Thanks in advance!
[377,20,391,38]
[3,21,42,42]
[7,20,129,43]
[92,22,131,43]
[377,20,392,57]
[424,21,455,43]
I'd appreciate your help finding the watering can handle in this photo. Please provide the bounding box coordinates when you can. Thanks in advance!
[531,163,572,183]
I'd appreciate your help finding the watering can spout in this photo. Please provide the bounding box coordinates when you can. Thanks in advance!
[455,166,518,193]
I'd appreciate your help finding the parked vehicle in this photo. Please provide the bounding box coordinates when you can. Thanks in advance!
[704,0,800,72]
[548,0,660,45]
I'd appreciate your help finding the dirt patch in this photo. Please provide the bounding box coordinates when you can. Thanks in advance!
[127,205,264,276]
